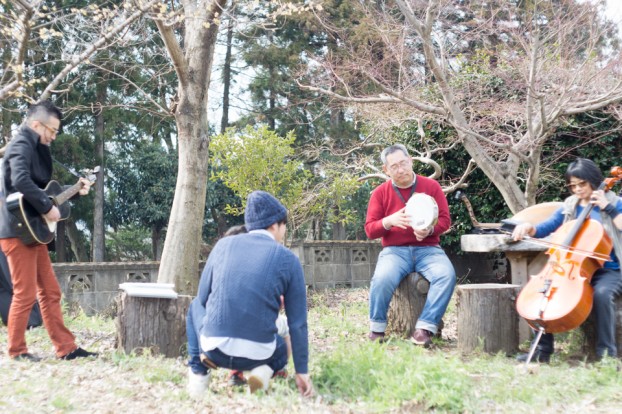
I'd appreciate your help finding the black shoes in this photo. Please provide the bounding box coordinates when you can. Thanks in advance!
[410,328,433,348]
[60,347,98,360]
[516,350,552,363]
[13,348,97,361]
[368,331,386,343]
[13,353,42,362]
[228,370,247,386]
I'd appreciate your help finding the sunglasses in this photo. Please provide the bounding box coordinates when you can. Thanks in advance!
[566,180,590,190]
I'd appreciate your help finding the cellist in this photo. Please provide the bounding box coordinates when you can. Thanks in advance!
[512,158,622,362]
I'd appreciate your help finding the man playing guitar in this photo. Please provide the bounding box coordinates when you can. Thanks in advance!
[0,100,97,361]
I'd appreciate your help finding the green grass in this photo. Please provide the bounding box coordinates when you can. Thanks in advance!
[316,341,470,411]
[1,289,622,413]
[313,338,622,412]
[305,289,622,412]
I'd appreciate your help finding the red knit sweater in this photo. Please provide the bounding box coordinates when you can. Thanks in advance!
[365,176,451,247]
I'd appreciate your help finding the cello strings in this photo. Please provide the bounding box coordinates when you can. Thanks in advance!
[503,234,612,262]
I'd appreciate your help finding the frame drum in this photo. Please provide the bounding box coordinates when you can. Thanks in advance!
[405,193,439,230]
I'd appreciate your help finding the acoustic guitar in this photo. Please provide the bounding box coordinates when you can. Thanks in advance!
[6,167,98,245]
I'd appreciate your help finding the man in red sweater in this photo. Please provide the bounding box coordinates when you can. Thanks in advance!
[365,144,456,346]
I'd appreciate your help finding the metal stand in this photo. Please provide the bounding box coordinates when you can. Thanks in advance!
[523,278,551,364]
[524,326,545,365]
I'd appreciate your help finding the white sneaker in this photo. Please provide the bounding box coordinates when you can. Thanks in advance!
[187,367,210,399]
[247,364,273,394]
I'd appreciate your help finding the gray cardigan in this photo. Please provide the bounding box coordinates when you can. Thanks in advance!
[562,192,622,271]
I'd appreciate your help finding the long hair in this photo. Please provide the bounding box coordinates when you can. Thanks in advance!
[223,225,247,237]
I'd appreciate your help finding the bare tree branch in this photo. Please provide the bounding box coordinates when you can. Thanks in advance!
[88,63,169,115]
[298,81,410,104]
[154,12,189,89]
[443,158,476,194]
[13,0,33,12]
[0,3,34,101]
[40,1,160,101]
[306,0,622,213]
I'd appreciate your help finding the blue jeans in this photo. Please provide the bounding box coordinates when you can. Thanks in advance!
[204,336,288,373]
[186,298,288,375]
[186,299,206,374]
[369,245,456,335]
[188,337,288,376]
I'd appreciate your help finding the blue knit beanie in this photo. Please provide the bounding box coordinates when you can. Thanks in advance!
[244,191,288,231]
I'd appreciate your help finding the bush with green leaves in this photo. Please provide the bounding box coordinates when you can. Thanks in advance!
[210,125,308,216]
[210,125,361,235]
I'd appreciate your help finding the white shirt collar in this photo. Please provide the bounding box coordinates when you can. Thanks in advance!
[392,174,417,189]
[248,229,275,240]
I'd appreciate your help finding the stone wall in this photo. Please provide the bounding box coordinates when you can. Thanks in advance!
[54,261,161,315]
[289,240,383,289]
[53,242,507,315]
[289,241,507,288]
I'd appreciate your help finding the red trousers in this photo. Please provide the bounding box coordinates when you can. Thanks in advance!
[1,238,77,358]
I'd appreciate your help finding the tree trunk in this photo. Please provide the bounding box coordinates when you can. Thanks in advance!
[66,218,89,262]
[55,221,66,262]
[158,113,210,294]
[210,206,228,237]
[456,283,521,355]
[220,13,234,134]
[116,292,192,358]
[331,205,346,240]
[267,31,276,131]
[387,273,441,337]
[156,0,229,295]
[92,79,106,262]
[332,222,346,240]
[151,225,164,261]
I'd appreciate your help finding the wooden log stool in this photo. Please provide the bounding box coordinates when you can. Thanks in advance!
[116,284,192,358]
[456,283,521,354]
[387,272,443,337]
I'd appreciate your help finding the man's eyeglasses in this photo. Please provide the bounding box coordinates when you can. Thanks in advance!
[387,160,411,173]
[567,180,590,190]
[40,122,59,136]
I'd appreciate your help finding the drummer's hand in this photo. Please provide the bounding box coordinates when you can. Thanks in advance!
[413,226,433,241]
[382,208,411,230]
[512,222,535,241]
[590,190,608,209]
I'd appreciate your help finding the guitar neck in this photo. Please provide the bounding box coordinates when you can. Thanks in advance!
[53,181,83,206]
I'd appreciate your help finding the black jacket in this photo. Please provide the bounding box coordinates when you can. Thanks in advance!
[0,126,54,238]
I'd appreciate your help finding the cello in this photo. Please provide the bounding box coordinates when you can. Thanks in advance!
[515,166,622,361]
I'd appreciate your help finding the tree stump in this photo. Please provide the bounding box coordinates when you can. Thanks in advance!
[116,291,192,358]
[581,295,622,360]
[456,283,521,354]
[387,272,442,336]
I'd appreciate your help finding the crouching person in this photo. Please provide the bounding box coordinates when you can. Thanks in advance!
[186,191,313,398]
